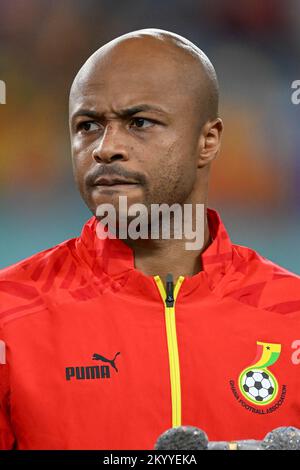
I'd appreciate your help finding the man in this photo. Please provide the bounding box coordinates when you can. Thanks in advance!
[1,29,300,450]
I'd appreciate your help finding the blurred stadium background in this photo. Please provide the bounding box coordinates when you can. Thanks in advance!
[0,0,299,273]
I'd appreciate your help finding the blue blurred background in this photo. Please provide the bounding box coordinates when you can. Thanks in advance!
[0,0,299,273]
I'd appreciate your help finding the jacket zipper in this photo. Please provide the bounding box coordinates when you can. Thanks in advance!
[154,273,185,427]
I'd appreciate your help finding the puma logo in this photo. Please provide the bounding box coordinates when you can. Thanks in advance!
[92,352,120,372]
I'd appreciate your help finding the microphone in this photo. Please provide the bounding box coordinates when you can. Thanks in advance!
[262,426,300,450]
[208,439,262,450]
[154,426,209,450]
[154,425,300,450]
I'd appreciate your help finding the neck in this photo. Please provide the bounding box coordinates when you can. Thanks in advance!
[123,208,211,286]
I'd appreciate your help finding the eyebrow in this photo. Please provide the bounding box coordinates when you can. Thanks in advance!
[71,104,168,123]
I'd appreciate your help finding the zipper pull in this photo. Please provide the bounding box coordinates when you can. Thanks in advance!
[165,273,174,307]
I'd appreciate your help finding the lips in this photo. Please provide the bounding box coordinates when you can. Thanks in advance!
[93,177,138,186]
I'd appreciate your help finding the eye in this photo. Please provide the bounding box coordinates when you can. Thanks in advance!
[130,118,154,129]
[77,121,100,133]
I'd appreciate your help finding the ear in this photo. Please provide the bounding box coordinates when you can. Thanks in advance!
[197,118,223,168]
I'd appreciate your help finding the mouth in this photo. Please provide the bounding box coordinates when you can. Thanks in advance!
[92,177,140,190]
[93,184,139,193]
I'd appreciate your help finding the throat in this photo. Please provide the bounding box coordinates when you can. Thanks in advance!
[130,229,212,282]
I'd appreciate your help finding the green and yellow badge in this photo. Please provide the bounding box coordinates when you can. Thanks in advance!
[238,341,281,406]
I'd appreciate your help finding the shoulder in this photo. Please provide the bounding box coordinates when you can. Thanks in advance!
[0,237,76,283]
[0,237,78,326]
[227,242,300,314]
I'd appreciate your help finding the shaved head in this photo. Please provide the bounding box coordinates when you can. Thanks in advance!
[70,28,219,125]
[69,28,223,218]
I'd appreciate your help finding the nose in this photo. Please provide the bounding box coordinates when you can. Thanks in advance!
[92,123,129,164]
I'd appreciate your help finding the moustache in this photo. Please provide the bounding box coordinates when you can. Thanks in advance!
[85,165,147,187]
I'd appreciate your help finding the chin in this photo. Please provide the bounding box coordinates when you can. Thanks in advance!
[91,192,144,215]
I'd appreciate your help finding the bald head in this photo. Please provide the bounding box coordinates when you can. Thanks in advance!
[70,28,219,125]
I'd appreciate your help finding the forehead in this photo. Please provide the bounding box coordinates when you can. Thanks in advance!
[69,44,196,116]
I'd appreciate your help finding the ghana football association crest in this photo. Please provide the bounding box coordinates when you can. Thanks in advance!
[229,341,287,414]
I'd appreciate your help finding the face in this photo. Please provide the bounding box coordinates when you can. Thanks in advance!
[69,40,205,219]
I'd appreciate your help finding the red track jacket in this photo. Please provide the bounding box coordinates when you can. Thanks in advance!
[1,208,300,450]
